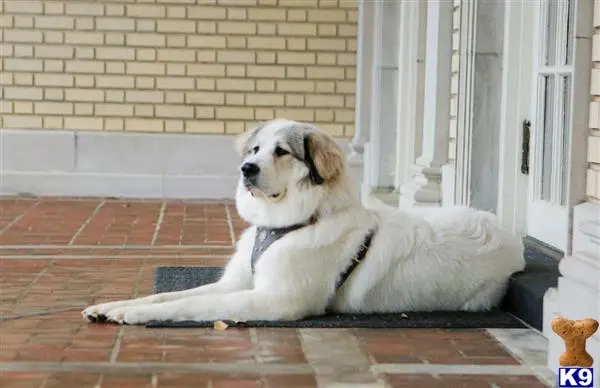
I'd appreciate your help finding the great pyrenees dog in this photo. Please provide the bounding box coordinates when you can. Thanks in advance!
[82,119,525,325]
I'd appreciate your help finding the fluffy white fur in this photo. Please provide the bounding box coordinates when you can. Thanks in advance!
[82,119,526,325]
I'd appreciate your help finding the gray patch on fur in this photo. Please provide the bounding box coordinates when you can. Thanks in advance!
[277,123,316,160]
[241,122,268,156]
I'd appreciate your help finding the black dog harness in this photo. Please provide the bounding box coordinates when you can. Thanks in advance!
[250,222,375,292]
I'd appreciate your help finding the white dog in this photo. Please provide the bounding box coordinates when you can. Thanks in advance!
[82,119,526,325]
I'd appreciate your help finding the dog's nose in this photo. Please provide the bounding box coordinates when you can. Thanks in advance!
[241,162,260,178]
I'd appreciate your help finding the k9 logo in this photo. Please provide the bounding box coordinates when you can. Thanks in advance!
[558,368,594,388]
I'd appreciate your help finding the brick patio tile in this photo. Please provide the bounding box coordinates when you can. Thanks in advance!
[71,201,161,246]
[0,372,50,388]
[211,376,262,388]
[0,199,100,245]
[155,203,234,245]
[40,373,100,388]
[155,373,211,387]
[0,198,244,247]
[113,326,259,363]
[13,372,317,388]
[255,329,307,364]
[438,374,549,388]
[1,258,228,315]
[382,374,548,388]
[355,329,520,365]
[100,374,154,388]
[381,373,441,388]
[264,374,318,387]
[0,198,38,231]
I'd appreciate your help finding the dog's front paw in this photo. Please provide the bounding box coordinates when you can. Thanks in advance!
[82,302,125,323]
[105,305,168,325]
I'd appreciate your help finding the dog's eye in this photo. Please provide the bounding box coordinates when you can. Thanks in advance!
[274,146,289,157]
[252,146,259,154]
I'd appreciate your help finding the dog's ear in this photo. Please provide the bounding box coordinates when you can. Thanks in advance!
[303,131,344,184]
[235,122,265,156]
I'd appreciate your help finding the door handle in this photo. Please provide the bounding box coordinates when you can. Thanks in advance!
[521,119,530,175]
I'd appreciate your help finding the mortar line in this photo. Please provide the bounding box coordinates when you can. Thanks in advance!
[0,244,234,249]
[0,306,86,321]
[0,197,235,205]
[0,362,545,376]
[371,363,541,376]
[0,255,230,260]
[15,260,55,305]
[224,203,237,245]
[0,361,313,374]
[0,198,41,235]
[93,375,104,388]
[68,200,105,246]
[109,326,126,363]
[107,251,149,363]
[249,328,264,364]
[151,202,167,246]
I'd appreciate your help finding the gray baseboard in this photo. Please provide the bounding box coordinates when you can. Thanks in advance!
[0,129,353,199]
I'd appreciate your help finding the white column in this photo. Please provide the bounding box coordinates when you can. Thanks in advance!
[362,0,400,194]
[394,0,426,191]
[399,0,454,207]
[348,0,374,167]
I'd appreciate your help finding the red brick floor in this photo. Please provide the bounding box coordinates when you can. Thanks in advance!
[0,197,552,387]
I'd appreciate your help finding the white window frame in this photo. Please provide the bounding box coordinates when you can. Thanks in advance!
[526,0,592,253]
[496,0,591,254]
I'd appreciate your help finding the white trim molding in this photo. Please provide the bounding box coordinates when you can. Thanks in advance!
[399,0,453,208]
[0,129,351,199]
[496,0,535,237]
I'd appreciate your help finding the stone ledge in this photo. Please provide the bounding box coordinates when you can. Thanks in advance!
[0,129,352,199]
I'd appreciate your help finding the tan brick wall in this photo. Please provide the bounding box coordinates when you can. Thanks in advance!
[587,2,600,201]
[0,0,358,137]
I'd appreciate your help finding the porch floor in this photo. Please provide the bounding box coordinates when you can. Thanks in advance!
[0,197,554,387]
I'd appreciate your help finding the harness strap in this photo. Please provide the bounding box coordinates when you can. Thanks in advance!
[250,221,376,304]
[333,231,375,291]
[251,222,310,274]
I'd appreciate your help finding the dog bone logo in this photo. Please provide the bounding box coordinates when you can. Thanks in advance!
[551,317,599,367]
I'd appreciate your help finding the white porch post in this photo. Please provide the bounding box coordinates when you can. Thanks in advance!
[361,0,400,202]
[399,0,454,208]
[348,0,374,168]
[393,0,426,193]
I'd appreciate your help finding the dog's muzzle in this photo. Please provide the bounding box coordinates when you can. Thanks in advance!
[241,162,259,186]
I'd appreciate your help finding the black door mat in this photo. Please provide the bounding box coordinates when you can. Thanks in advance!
[146,267,527,329]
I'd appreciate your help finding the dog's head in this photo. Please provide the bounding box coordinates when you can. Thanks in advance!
[234,119,347,227]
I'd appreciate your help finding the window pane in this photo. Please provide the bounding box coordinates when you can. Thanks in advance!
[545,0,558,66]
[560,75,571,204]
[540,75,554,202]
[565,0,575,65]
